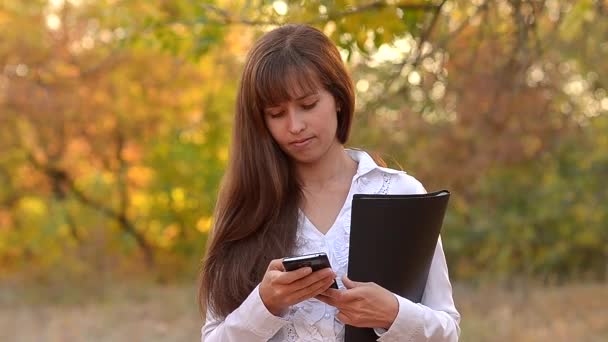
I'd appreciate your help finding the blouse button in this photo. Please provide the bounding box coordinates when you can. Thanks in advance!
[324,312,331,319]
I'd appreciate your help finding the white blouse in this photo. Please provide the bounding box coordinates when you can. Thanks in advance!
[202,149,461,341]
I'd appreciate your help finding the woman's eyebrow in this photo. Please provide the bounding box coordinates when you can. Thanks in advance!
[264,106,281,112]
[293,92,319,100]
[264,92,319,110]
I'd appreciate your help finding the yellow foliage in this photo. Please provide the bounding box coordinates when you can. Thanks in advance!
[131,192,150,213]
[158,224,180,249]
[127,166,154,187]
[164,224,180,240]
[217,146,229,162]
[171,188,186,210]
[58,224,70,238]
[54,61,80,78]
[122,143,142,162]
[0,212,12,229]
[148,220,162,235]
[180,129,206,144]
[18,197,47,217]
[101,171,115,184]
[197,216,213,233]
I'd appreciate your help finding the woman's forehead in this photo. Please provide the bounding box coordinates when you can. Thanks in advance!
[257,64,323,107]
[283,80,320,100]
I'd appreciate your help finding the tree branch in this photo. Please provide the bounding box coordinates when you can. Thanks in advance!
[79,51,128,80]
[26,153,156,267]
[364,0,455,115]
[313,0,440,24]
[199,1,442,26]
[0,166,20,209]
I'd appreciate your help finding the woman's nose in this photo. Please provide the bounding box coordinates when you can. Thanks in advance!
[287,110,305,134]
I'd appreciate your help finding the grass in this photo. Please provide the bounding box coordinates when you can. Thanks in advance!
[0,278,201,342]
[1,279,606,341]
[456,282,608,341]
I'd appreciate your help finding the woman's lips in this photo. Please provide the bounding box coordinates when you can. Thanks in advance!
[290,137,314,148]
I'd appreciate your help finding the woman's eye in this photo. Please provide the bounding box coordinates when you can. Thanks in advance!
[269,111,284,118]
[302,101,318,110]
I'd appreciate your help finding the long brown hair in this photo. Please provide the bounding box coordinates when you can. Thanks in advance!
[199,24,355,318]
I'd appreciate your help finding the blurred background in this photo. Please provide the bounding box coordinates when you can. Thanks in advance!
[1,0,607,341]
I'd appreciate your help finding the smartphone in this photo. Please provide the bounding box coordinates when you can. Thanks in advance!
[282,252,338,289]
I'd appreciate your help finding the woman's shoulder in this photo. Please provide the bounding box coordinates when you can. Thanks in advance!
[378,167,426,195]
[347,149,426,195]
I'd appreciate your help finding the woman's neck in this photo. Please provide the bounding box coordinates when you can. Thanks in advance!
[295,143,357,191]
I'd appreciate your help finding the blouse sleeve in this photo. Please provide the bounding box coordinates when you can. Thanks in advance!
[376,236,461,341]
[375,173,460,341]
[201,284,290,342]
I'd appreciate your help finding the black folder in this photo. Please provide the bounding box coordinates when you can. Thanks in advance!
[345,190,450,342]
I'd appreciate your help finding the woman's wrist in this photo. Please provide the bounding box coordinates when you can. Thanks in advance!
[267,303,287,317]
[381,295,399,329]
[259,285,287,316]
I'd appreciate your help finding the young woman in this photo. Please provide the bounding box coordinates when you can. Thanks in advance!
[199,24,460,341]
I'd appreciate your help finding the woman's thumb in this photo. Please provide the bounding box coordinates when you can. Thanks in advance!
[342,275,361,289]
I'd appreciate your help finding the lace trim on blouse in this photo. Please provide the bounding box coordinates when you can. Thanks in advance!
[277,172,393,341]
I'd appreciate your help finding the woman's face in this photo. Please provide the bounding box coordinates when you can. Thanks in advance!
[263,86,340,165]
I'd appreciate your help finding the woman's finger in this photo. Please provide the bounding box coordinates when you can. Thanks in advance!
[289,268,334,290]
[336,311,354,326]
[274,266,313,284]
[320,287,342,299]
[315,293,338,307]
[267,259,286,271]
[290,273,336,303]
[342,275,364,289]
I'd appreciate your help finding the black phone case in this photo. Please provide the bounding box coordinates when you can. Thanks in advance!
[282,253,339,289]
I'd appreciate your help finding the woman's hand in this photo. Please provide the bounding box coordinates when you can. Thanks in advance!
[316,275,399,329]
[259,259,337,316]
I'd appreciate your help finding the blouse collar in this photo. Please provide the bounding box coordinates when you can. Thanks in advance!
[345,148,404,178]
